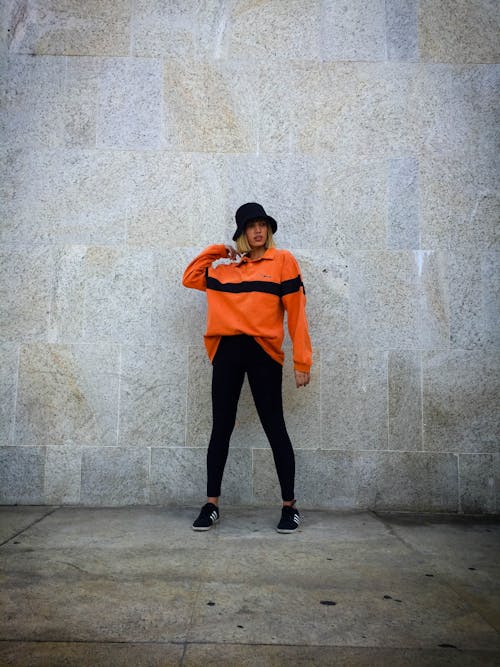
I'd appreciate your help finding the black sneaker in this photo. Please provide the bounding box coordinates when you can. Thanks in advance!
[276,505,301,533]
[192,503,219,531]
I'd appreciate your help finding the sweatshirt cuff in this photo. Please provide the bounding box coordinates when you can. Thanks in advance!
[294,362,311,373]
[206,244,228,256]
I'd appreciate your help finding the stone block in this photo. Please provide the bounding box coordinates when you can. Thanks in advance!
[0,148,26,242]
[291,62,345,155]
[350,250,450,349]
[448,252,499,349]
[119,345,187,448]
[1,148,75,243]
[320,0,386,61]
[257,62,306,154]
[225,154,319,250]
[448,252,483,349]
[321,349,388,450]
[48,246,86,343]
[0,148,131,244]
[63,57,102,147]
[54,150,131,245]
[132,0,225,59]
[0,245,53,341]
[0,344,18,445]
[0,446,45,504]
[254,449,459,511]
[313,157,389,253]
[132,4,195,59]
[459,454,496,514]
[14,343,120,446]
[150,447,206,504]
[191,155,231,247]
[44,446,81,504]
[0,1,9,56]
[388,351,422,451]
[80,447,149,505]
[408,66,442,155]
[0,148,60,243]
[387,157,420,250]
[127,152,195,248]
[349,252,420,348]
[423,350,500,453]
[419,0,499,63]
[7,0,131,56]
[223,155,388,253]
[228,0,320,61]
[482,252,500,349]
[420,153,499,250]
[186,346,213,449]
[0,55,65,148]
[496,454,500,512]
[386,0,419,61]
[150,446,253,505]
[296,62,415,158]
[163,59,258,152]
[96,58,163,149]
[152,248,207,348]
[418,250,450,349]
[281,348,321,449]
[294,251,349,347]
[412,65,498,160]
[49,245,155,345]
[80,246,154,345]
[450,65,498,159]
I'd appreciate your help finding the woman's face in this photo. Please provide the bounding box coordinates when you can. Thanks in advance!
[244,219,268,249]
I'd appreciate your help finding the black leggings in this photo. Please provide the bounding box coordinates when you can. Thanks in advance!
[207,335,295,501]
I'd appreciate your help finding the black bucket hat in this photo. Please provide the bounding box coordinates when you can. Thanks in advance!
[232,202,278,241]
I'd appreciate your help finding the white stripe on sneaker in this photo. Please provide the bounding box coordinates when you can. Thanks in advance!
[210,511,218,521]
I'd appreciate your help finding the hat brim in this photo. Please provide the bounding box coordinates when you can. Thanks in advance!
[232,215,278,241]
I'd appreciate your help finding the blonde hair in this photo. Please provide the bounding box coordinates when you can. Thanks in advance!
[235,223,276,254]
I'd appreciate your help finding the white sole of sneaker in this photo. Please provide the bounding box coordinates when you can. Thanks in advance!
[276,528,298,534]
[192,517,219,531]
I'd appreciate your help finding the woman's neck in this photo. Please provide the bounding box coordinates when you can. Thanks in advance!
[248,247,266,260]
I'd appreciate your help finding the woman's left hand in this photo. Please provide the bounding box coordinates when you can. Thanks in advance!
[294,370,310,388]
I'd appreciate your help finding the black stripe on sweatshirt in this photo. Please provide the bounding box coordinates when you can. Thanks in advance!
[206,274,304,297]
[281,275,305,296]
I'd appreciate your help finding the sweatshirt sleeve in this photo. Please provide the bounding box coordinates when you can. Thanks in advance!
[281,252,313,373]
[182,245,228,291]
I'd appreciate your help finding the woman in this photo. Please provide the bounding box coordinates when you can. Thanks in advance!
[182,202,312,533]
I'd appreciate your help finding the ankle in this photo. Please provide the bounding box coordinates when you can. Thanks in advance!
[282,499,296,508]
[207,497,219,507]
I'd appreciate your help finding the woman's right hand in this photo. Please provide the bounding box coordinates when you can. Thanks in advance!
[224,245,239,260]
[294,370,311,388]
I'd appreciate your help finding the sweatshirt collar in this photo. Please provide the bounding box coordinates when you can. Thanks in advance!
[242,248,276,263]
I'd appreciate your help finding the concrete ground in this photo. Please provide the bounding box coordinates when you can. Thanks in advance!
[0,506,498,666]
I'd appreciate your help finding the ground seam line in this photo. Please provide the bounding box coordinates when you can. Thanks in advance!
[0,506,60,548]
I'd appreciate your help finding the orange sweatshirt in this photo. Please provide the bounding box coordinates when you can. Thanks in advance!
[182,245,312,372]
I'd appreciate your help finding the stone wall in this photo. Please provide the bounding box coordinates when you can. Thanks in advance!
[0,1,498,512]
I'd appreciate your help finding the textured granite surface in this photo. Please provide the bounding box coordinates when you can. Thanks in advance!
[0,0,498,511]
